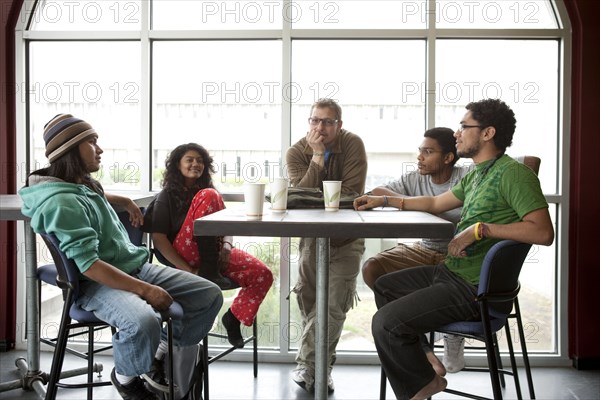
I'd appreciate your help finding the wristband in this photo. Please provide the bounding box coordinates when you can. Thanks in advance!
[382,195,388,208]
[313,153,324,156]
[474,222,482,241]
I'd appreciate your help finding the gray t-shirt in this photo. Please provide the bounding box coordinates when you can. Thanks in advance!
[383,165,472,252]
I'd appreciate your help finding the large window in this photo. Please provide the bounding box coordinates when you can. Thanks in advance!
[291,39,427,189]
[152,40,283,190]
[435,39,559,194]
[18,0,569,363]
[28,41,142,190]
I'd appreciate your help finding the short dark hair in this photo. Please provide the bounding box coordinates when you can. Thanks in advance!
[466,98,516,153]
[310,98,342,121]
[162,143,216,193]
[424,127,459,166]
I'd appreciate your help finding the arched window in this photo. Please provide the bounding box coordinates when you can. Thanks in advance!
[17,0,569,363]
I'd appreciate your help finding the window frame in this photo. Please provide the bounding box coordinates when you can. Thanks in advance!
[14,0,571,366]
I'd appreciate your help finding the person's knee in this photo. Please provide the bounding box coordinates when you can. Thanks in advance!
[190,280,223,316]
[197,188,223,207]
[208,285,224,311]
[262,266,274,286]
[126,311,162,346]
[328,283,356,321]
[362,258,384,289]
[371,310,387,340]
[200,187,219,199]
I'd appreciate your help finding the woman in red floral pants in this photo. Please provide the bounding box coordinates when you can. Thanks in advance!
[150,143,273,347]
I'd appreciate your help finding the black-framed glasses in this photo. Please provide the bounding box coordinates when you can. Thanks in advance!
[458,124,484,132]
[417,147,443,156]
[308,117,338,126]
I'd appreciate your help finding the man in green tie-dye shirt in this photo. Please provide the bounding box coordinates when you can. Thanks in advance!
[354,99,554,400]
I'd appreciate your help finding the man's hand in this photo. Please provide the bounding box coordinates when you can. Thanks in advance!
[353,195,384,210]
[124,199,144,228]
[306,128,326,154]
[105,193,144,227]
[447,224,477,257]
[84,260,174,311]
[140,284,173,311]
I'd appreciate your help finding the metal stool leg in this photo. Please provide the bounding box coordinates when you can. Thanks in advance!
[167,317,175,400]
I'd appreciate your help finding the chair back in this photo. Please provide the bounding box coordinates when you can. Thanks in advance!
[515,155,541,176]
[477,240,532,318]
[116,207,145,247]
[40,233,86,312]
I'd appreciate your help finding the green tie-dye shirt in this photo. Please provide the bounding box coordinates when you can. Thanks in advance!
[446,155,548,284]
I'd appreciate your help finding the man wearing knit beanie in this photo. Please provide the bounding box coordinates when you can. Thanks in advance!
[19,114,223,400]
[43,114,97,163]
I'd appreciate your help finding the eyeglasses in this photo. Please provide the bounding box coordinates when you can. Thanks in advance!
[308,117,338,126]
[417,148,443,156]
[458,124,484,132]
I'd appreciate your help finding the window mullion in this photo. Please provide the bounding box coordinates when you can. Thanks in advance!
[141,0,150,193]
[426,0,436,129]
[279,0,292,358]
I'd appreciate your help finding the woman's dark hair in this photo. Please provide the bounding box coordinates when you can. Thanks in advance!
[424,127,459,165]
[161,143,216,194]
[466,98,516,153]
[27,146,104,195]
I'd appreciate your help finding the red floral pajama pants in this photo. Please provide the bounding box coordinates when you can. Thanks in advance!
[173,188,273,326]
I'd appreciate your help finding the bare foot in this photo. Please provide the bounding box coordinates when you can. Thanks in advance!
[410,374,448,400]
[426,350,446,377]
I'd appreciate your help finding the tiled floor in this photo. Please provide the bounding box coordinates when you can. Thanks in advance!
[1,349,599,400]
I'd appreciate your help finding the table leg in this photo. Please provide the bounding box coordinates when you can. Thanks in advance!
[23,220,47,396]
[24,221,41,372]
[0,221,47,397]
[315,237,329,399]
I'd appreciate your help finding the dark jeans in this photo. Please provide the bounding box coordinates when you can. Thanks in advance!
[372,263,479,399]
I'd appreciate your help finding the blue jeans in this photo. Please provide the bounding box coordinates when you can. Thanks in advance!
[372,263,479,399]
[77,263,223,376]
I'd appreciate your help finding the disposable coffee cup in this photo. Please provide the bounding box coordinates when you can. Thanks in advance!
[270,178,289,213]
[323,180,342,211]
[244,183,266,219]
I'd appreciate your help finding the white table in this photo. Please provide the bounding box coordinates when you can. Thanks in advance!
[194,206,454,399]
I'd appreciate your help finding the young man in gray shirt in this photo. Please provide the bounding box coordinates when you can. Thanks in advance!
[362,127,472,375]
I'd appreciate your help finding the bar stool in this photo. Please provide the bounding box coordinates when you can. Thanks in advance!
[380,240,536,400]
[151,247,258,400]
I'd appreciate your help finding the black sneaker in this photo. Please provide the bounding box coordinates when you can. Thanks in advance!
[141,358,170,393]
[110,368,161,400]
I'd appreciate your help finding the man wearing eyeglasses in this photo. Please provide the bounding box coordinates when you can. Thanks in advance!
[286,98,368,394]
[354,99,553,400]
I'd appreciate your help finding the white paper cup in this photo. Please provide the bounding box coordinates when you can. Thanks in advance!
[323,180,342,211]
[270,178,289,213]
[244,183,266,219]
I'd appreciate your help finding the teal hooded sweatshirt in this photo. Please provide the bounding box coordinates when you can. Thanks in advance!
[19,175,149,274]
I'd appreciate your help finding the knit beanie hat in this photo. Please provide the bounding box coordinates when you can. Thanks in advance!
[43,114,97,163]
